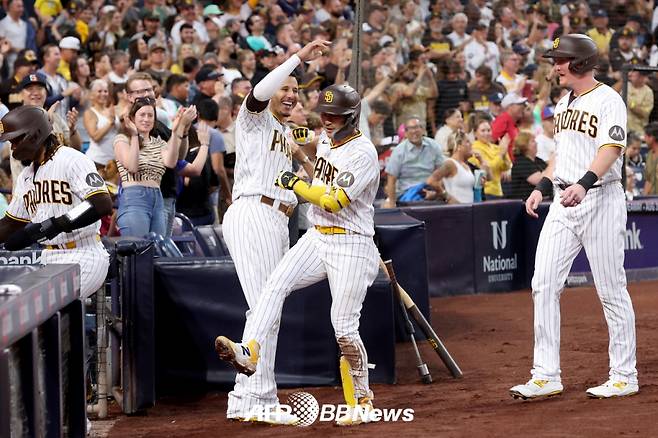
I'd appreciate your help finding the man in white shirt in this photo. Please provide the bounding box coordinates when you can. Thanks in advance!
[464,23,500,78]
[0,0,28,69]
[535,105,556,162]
[170,0,209,47]
[447,13,470,49]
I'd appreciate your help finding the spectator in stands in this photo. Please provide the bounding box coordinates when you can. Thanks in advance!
[383,116,445,208]
[391,47,437,132]
[434,61,469,130]
[113,97,192,237]
[470,118,511,199]
[491,93,527,156]
[83,79,119,169]
[161,74,189,120]
[360,99,393,148]
[610,28,640,77]
[143,39,171,85]
[496,50,526,94]
[426,130,485,204]
[128,37,149,71]
[535,105,555,162]
[92,51,112,80]
[192,67,222,106]
[508,131,548,200]
[0,50,38,110]
[88,7,125,53]
[364,4,388,33]
[464,23,500,78]
[39,45,78,121]
[626,132,645,193]
[627,69,654,136]
[0,0,38,69]
[177,100,221,226]
[107,51,130,86]
[587,9,614,56]
[468,65,506,114]
[434,108,464,154]
[171,0,209,49]
[447,13,470,49]
[57,36,80,81]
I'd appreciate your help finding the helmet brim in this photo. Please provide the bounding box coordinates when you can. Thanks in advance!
[0,130,25,142]
[315,104,354,115]
[542,49,576,59]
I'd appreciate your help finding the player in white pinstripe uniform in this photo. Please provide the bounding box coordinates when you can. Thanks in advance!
[0,105,112,299]
[510,34,638,400]
[216,84,381,426]
[216,40,328,423]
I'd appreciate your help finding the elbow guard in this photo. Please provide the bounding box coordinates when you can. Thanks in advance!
[319,187,351,213]
[293,182,351,213]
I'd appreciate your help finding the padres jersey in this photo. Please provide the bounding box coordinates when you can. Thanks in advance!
[553,82,626,185]
[309,131,379,236]
[6,146,109,245]
[231,99,297,205]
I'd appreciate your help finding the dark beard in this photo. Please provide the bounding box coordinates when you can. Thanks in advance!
[21,159,33,167]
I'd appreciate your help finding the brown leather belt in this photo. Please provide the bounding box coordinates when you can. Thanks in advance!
[260,195,294,217]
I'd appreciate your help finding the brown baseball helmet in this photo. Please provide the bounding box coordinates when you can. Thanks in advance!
[0,105,53,161]
[542,33,598,74]
[316,84,361,142]
[316,84,361,115]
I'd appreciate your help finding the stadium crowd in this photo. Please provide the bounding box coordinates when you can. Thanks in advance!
[1,0,658,237]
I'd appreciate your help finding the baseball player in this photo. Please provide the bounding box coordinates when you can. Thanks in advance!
[0,105,112,299]
[216,84,381,426]
[510,34,638,400]
[217,40,329,423]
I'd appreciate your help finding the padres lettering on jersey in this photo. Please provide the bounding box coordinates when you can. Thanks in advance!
[6,147,109,245]
[553,82,626,185]
[231,100,297,205]
[23,180,73,215]
[553,109,598,137]
[309,132,380,237]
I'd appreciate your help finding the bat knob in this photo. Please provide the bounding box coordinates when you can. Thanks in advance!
[417,363,432,384]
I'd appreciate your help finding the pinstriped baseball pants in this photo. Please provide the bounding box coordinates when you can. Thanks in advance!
[40,238,110,299]
[531,183,637,384]
[246,227,380,399]
[222,197,290,417]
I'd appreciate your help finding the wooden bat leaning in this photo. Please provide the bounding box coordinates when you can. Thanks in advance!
[380,259,464,378]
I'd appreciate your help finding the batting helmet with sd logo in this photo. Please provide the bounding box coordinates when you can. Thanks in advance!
[0,105,54,161]
[316,84,361,142]
[542,33,598,75]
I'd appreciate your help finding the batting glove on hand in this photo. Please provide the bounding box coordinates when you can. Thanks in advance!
[290,127,315,145]
[275,171,300,190]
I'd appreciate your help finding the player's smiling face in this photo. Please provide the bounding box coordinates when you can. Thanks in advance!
[320,112,346,137]
[271,76,299,120]
[552,57,575,87]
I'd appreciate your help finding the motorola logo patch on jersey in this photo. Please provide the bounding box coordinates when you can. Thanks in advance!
[609,125,625,141]
[85,173,105,188]
[335,171,355,188]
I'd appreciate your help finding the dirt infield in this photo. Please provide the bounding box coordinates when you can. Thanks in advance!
[106,280,658,438]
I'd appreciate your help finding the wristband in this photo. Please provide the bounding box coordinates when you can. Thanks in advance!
[576,171,599,192]
[535,177,552,196]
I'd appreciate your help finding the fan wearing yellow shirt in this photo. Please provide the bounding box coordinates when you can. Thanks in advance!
[469,118,511,199]
[34,0,63,22]
[586,9,614,56]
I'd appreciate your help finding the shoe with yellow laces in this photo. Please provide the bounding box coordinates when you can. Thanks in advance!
[586,380,639,398]
[509,379,563,400]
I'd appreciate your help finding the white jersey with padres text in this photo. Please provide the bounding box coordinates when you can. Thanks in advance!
[309,131,380,236]
[6,146,108,245]
[553,82,626,185]
[231,99,297,206]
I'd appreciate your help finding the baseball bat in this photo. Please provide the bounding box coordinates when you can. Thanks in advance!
[384,260,432,384]
[380,259,463,378]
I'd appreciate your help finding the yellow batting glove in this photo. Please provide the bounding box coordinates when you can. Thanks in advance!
[274,171,300,190]
[290,127,315,145]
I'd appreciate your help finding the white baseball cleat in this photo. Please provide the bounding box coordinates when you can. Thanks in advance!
[335,397,375,426]
[509,379,564,400]
[215,336,260,376]
[586,380,639,398]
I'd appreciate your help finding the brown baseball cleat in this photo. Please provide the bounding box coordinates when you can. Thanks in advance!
[214,336,260,376]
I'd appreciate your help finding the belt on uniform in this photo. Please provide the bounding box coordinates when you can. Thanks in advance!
[315,225,356,235]
[45,234,101,250]
[260,195,294,217]
[557,183,602,191]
